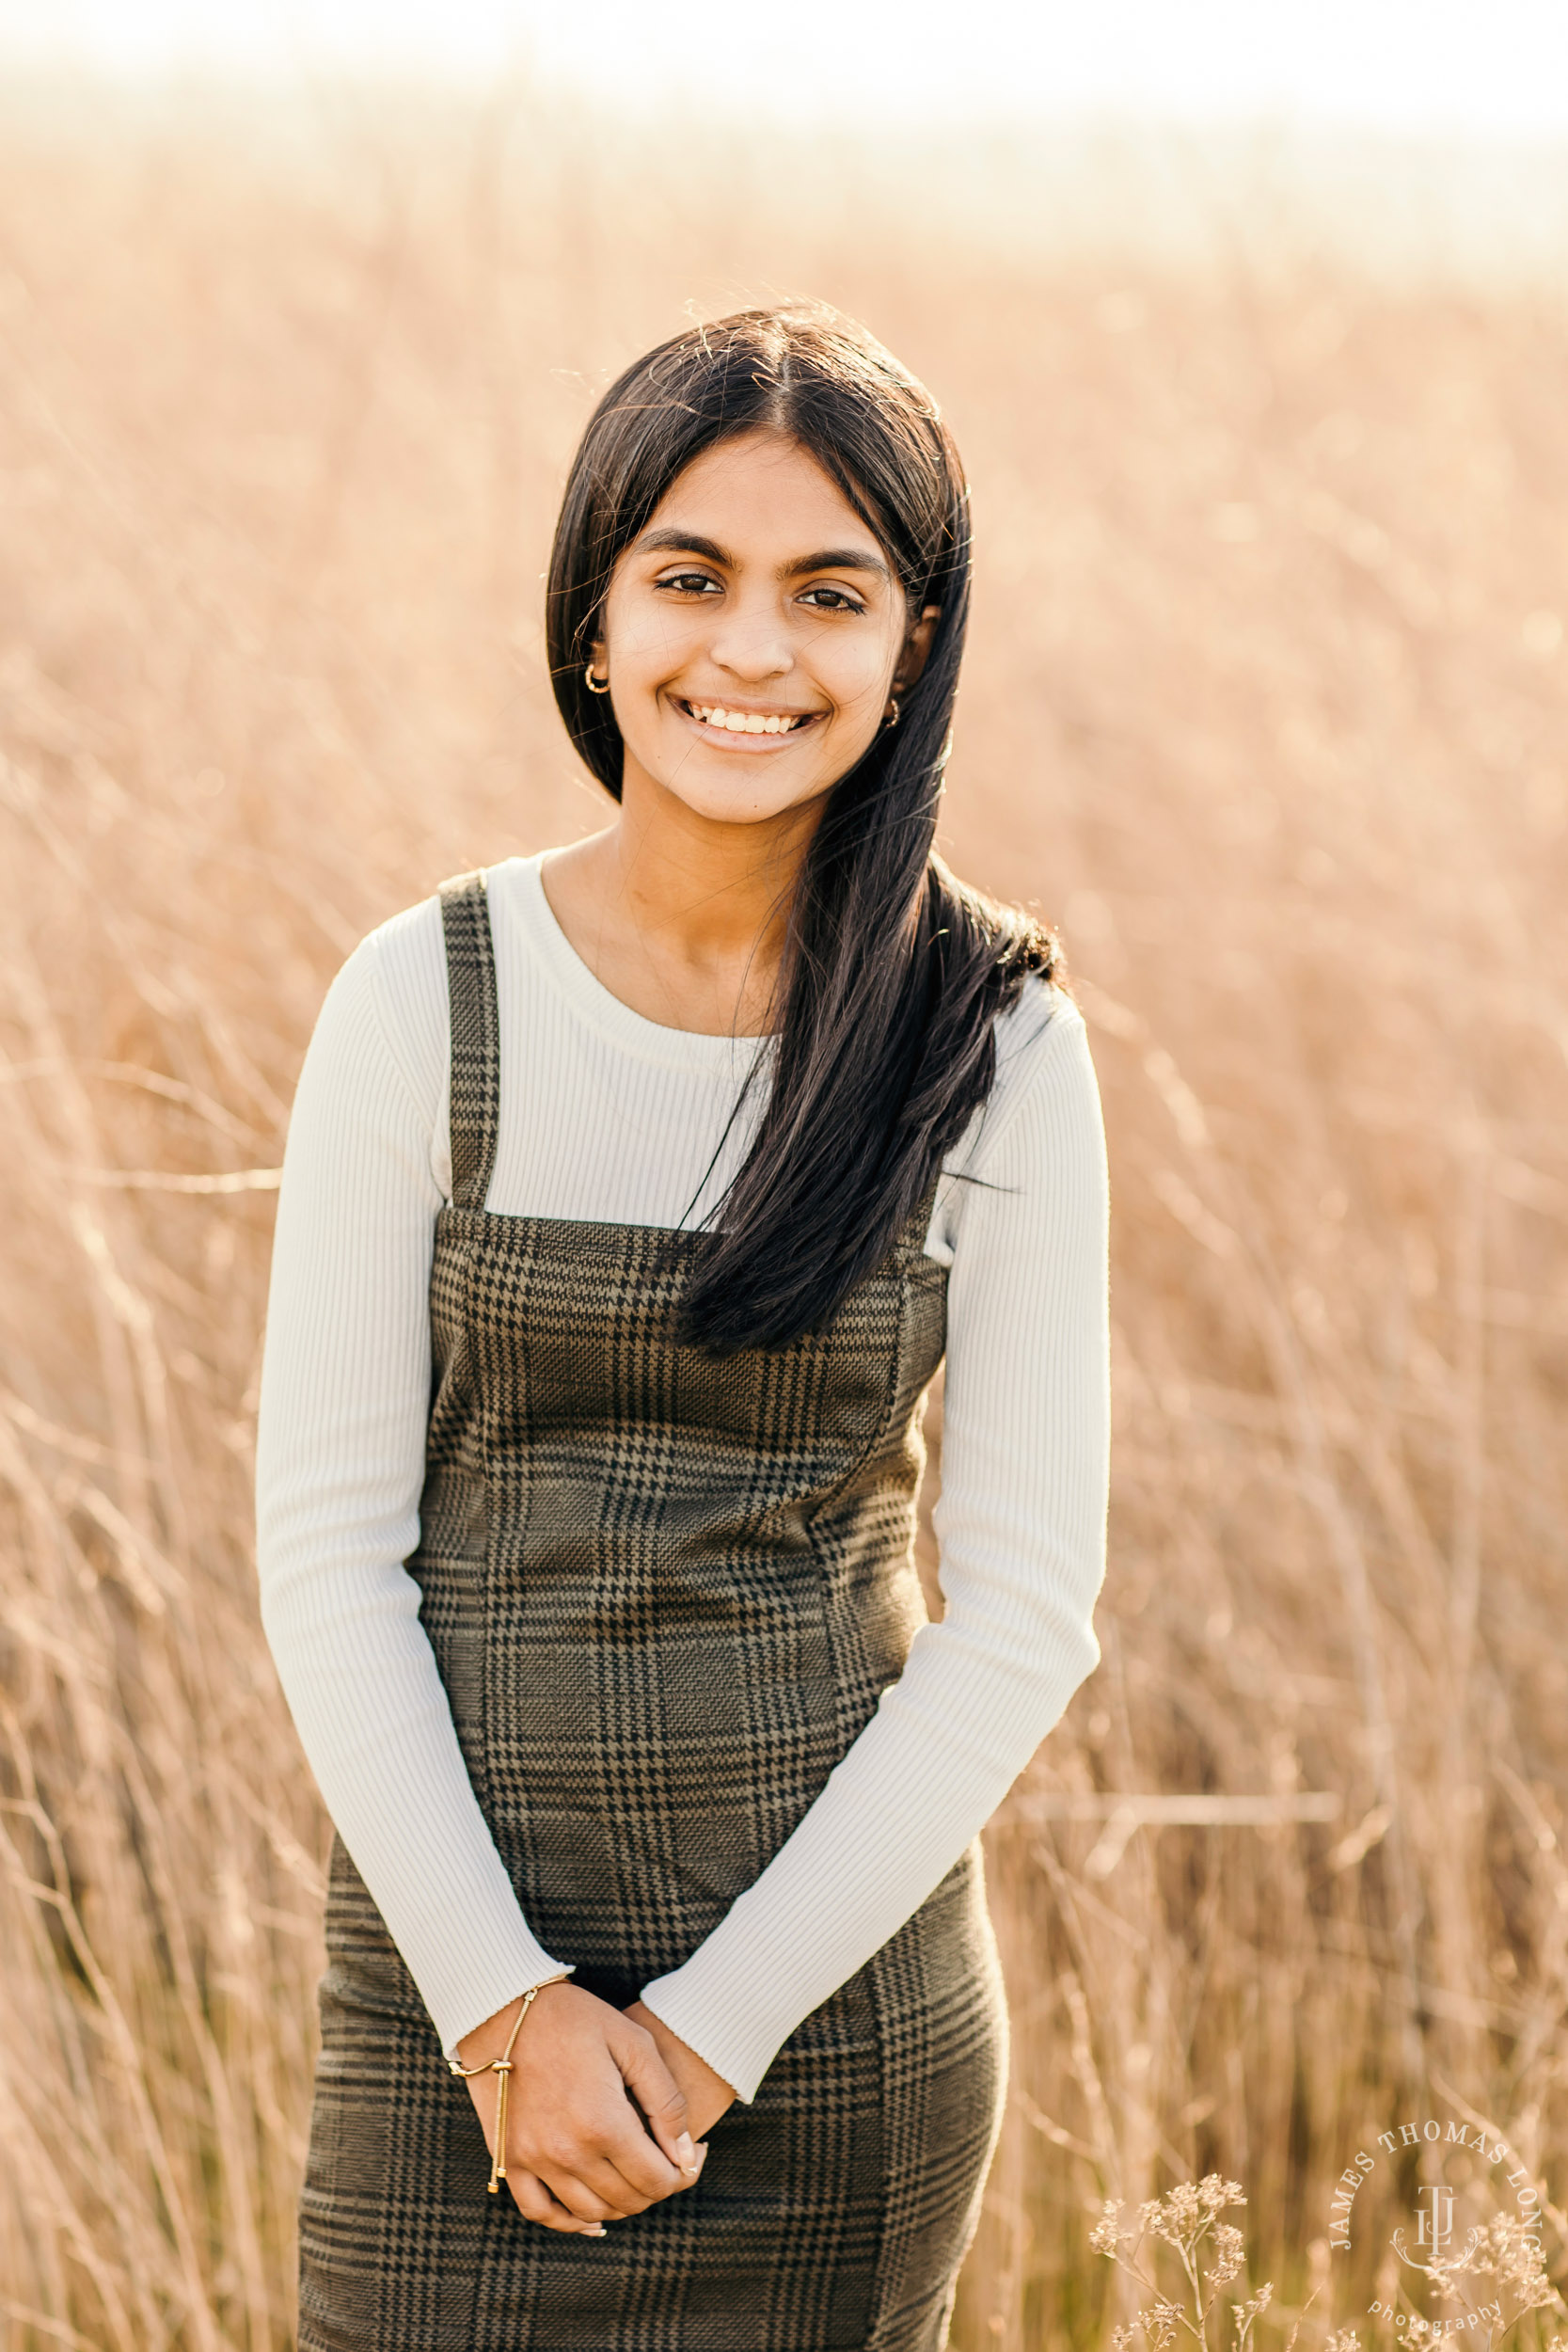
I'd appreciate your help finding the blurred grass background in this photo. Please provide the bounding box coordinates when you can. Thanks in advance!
[1,86,1566,2350]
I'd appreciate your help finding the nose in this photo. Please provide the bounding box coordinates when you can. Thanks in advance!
[705,596,796,684]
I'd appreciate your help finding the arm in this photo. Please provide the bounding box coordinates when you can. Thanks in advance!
[257,919,701,2226]
[638,997,1111,2104]
[255,920,570,2050]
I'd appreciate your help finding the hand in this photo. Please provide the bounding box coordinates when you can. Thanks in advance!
[624,1999,736,2140]
[456,1980,705,2235]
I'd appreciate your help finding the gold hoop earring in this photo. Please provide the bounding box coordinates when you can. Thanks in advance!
[883,695,901,728]
[584,664,610,695]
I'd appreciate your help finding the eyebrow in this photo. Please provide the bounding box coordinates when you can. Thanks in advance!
[634,526,891,583]
[785,546,892,583]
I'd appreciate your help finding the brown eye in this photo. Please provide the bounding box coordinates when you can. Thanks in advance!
[799,586,865,613]
[657,570,721,596]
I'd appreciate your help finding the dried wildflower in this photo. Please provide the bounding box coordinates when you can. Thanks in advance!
[1231,2280,1274,2347]
[1092,2198,1125,2257]
[1094,2169,1262,2348]
[1150,2183,1203,2242]
[1108,2312,1181,2352]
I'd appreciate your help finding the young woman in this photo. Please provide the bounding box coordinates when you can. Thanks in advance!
[256,303,1110,2351]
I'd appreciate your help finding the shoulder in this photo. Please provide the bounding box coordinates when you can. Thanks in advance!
[320,885,447,1005]
[966,976,1098,1166]
[309,852,551,1107]
[992,971,1085,1066]
[356,883,450,998]
[308,885,451,1118]
[927,979,1101,1264]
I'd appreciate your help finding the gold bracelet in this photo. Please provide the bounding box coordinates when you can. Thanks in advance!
[448,1972,570,2196]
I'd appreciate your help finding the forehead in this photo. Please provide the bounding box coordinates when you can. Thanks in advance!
[642,429,872,551]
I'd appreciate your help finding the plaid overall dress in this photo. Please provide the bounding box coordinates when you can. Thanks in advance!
[297,871,1008,2350]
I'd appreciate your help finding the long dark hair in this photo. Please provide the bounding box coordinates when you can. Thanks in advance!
[546,302,1057,1352]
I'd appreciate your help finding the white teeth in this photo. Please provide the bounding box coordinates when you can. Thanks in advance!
[689,703,805,734]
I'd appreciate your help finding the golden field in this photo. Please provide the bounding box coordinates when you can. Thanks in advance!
[1,90,1566,2350]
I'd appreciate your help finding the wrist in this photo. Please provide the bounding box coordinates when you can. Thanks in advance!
[629,1998,736,2102]
[455,1972,571,2070]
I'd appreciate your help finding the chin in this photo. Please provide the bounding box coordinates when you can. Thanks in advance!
[673,786,816,828]
[650,761,828,830]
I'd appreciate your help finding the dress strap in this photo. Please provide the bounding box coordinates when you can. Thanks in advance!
[437,869,500,1212]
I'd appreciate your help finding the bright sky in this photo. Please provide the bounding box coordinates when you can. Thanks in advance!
[8,0,1568,135]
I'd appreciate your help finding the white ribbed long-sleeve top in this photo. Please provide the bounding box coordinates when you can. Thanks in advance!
[255,851,1110,2104]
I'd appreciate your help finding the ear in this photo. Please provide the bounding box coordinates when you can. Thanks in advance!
[893,604,942,692]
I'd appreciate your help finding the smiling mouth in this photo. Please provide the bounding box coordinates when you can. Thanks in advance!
[678,698,822,737]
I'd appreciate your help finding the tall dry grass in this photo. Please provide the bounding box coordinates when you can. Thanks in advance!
[1,91,1566,2351]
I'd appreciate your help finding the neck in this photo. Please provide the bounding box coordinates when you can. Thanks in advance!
[541,761,825,1038]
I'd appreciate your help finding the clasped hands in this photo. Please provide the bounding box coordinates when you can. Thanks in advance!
[454,1981,736,2234]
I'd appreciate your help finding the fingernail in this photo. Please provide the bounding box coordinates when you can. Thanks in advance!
[675,2132,698,2171]
[584,2224,606,2237]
